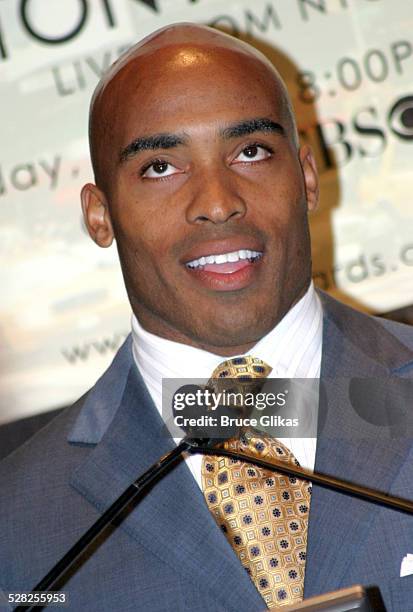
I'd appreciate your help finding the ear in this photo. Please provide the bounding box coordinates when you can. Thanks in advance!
[81,183,114,247]
[299,145,319,212]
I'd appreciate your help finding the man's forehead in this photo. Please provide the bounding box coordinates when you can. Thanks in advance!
[92,23,277,107]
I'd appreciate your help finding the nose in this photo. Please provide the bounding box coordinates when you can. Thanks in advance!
[185,165,247,225]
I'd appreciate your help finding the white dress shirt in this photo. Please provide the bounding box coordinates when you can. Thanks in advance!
[131,282,323,487]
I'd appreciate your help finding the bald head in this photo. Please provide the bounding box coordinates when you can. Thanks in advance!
[89,23,298,191]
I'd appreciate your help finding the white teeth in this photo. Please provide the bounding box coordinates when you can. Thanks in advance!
[186,249,262,268]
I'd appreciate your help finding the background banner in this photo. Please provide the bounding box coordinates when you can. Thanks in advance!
[1,0,412,423]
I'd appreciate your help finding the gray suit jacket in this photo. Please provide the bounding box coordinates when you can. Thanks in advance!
[1,292,413,611]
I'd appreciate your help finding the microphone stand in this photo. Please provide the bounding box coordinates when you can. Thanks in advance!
[15,438,196,611]
[15,436,413,611]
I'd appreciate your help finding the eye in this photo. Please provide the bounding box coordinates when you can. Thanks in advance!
[233,143,273,164]
[141,159,180,179]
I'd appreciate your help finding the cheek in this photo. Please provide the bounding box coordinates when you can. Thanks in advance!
[113,182,183,253]
[111,203,159,258]
[248,165,305,214]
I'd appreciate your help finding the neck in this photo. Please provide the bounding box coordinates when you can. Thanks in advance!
[134,311,260,356]
[132,287,310,357]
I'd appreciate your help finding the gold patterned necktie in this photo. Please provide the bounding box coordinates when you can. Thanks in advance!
[201,356,311,609]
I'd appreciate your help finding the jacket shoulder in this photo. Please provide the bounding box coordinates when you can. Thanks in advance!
[318,290,413,373]
[319,290,413,341]
[0,395,91,499]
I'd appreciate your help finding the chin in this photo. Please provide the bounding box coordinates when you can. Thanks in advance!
[194,312,274,351]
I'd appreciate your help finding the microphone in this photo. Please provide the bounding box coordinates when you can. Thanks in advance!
[170,382,249,442]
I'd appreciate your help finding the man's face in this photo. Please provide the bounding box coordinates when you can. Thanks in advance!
[83,44,318,355]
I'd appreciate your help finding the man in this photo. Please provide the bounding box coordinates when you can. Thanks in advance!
[1,23,413,612]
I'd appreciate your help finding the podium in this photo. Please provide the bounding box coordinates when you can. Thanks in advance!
[282,585,385,611]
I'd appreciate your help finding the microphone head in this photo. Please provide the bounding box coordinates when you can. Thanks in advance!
[171,382,251,441]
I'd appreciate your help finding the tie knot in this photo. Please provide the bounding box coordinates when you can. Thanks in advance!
[210,355,272,380]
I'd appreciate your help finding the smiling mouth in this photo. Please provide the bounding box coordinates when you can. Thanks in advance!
[185,249,263,274]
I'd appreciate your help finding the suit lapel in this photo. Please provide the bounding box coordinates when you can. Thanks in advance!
[69,360,264,611]
[304,293,413,597]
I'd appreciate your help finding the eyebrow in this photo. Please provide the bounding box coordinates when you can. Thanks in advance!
[119,133,188,163]
[119,117,285,164]
[220,117,285,139]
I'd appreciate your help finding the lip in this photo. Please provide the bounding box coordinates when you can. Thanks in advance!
[181,237,265,265]
[183,243,264,293]
[188,257,263,291]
